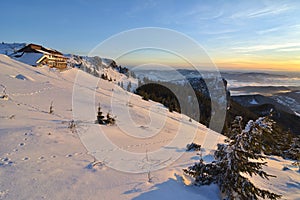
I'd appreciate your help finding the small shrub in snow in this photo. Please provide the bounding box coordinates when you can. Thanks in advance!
[147,171,153,183]
[49,101,54,114]
[0,94,8,100]
[292,161,300,172]
[68,120,76,133]
[89,160,105,168]
[186,143,201,151]
[0,84,8,100]
[105,112,116,125]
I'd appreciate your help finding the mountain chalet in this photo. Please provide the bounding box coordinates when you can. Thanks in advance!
[13,43,67,69]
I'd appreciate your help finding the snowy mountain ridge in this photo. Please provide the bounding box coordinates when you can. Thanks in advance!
[0,42,26,56]
[66,54,138,92]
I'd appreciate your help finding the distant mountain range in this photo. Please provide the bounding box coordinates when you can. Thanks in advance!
[221,71,288,79]
[229,86,300,96]
[0,42,26,55]
[135,69,300,135]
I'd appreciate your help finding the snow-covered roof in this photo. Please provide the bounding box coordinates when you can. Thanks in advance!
[14,52,44,66]
[35,49,51,55]
[34,49,66,58]
[44,47,59,53]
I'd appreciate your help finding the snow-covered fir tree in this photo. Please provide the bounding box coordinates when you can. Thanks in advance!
[105,112,116,125]
[96,104,105,124]
[283,136,300,171]
[96,104,116,125]
[226,115,292,156]
[127,81,132,92]
[184,116,281,200]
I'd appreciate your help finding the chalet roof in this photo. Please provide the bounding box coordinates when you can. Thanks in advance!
[34,49,66,58]
[17,43,64,55]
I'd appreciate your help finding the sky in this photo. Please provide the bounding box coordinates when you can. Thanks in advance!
[1,0,300,71]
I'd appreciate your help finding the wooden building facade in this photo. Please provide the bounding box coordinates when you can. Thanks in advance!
[15,44,68,69]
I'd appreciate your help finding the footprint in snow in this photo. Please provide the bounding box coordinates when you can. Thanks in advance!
[1,157,10,162]
[24,132,33,136]
[22,157,29,161]
[0,157,13,166]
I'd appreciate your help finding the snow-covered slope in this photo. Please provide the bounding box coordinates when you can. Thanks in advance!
[0,54,299,199]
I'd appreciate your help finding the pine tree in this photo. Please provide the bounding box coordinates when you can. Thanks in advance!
[283,137,300,160]
[96,103,105,124]
[131,71,137,79]
[226,115,290,156]
[142,93,149,101]
[225,116,243,139]
[127,81,132,92]
[93,69,99,77]
[283,137,300,171]
[138,79,142,88]
[184,116,281,200]
[101,73,108,80]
